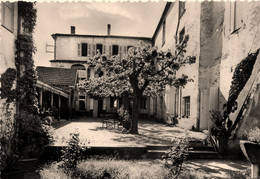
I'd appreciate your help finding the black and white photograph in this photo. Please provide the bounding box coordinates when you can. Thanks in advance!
[1,1,260,178]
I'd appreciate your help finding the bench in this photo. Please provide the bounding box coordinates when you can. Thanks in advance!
[101,113,121,129]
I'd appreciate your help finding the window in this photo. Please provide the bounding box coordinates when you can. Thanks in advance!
[179,27,185,44]
[110,97,117,108]
[140,98,147,109]
[1,2,14,32]
[127,46,133,50]
[96,44,103,54]
[78,43,88,56]
[162,20,166,46]
[230,1,243,33]
[98,71,104,77]
[79,95,86,100]
[79,101,86,110]
[183,96,190,118]
[112,45,119,55]
[179,1,186,18]
[87,68,91,79]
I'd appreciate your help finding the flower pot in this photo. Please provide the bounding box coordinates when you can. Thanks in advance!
[240,140,260,164]
[240,140,260,178]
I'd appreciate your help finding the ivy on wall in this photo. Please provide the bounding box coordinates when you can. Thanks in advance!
[16,2,38,114]
[0,68,17,103]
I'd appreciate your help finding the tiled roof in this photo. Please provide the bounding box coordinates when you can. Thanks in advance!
[36,66,77,86]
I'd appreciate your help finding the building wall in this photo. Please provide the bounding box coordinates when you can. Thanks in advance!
[52,35,152,117]
[219,1,260,138]
[199,2,225,130]
[0,2,18,119]
[153,1,201,129]
[54,36,151,61]
[0,2,18,157]
[220,1,260,102]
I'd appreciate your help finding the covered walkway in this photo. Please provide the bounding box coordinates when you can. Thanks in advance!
[36,80,70,119]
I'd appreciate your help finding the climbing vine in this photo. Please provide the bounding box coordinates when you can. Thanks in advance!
[210,49,260,142]
[16,2,38,114]
[18,1,37,33]
[0,68,17,103]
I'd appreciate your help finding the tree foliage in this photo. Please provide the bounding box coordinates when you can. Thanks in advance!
[78,35,196,134]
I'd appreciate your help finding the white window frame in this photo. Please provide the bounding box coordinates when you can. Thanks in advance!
[183,96,190,118]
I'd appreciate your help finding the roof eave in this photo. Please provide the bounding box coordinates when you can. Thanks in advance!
[151,2,173,44]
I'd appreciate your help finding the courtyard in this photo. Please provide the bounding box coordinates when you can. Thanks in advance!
[52,118,207,147]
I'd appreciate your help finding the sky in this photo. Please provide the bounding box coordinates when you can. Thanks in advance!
[34,1,166,67]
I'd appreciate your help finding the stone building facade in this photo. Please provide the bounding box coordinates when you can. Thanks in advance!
[152,1,224,130]
[0,2,19,134]
[152,1,260,132]
[50,26,153,118]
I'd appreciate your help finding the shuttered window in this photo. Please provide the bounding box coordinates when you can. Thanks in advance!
[112,45,119,55]
[103,44,107,54]
[96,44,103,54]
[92,44,96,56]
[123,46,127,55]
[119,46,122,57]
[109,45,112,55]
[77,44,81,56]
[88,44,91,56]
[230,1,243,33]
[1,2,14,32]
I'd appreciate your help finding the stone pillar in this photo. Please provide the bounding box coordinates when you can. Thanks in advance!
[68,89,71,119]
[251,164,260,179]
[58,94,61,120]
[39,88,43,111]
[50,92,53,108]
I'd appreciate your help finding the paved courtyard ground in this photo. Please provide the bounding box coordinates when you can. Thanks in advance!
[50,118,251,178]
[52,118,207,146]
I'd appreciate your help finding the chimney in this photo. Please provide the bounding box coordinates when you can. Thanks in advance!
[107,24,111,36]
[71,26,75,34]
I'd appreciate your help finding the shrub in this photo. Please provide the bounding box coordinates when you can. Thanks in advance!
[58,130,86,174]
[247,127,260,143]
[17,111,54,158]
[39,162,71,179]
[162,137,190,178]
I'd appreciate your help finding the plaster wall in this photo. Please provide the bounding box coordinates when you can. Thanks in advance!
[0,2,18,114]
[0,2,18,154]
[154,2,201,129]
[54,36,151,61]
[219,1,260,135]
[220,2,260,102]
[199,2,225,130]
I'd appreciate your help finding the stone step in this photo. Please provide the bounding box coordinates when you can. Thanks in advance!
[146,150,218,159]
[146,145,215,151]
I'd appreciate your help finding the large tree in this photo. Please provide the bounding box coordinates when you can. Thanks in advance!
[78,35,195,134]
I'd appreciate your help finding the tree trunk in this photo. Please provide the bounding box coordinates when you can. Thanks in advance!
[129,93,140,134]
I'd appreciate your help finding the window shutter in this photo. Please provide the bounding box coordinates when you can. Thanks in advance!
[124,46,127,55]
[78,43,81,56]
[230,2,235,32]
[109,45,112,56]
[88,43,91,56]
[92,44,96,57]
[235,1,243,30]
[103,44,106,54]
[119,46,122,58]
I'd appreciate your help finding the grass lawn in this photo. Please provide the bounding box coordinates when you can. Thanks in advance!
[39,159,250,179]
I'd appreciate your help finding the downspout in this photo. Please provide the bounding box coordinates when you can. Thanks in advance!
[16,3,21,116]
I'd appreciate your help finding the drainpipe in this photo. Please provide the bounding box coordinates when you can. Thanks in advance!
[16,3,21,116]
